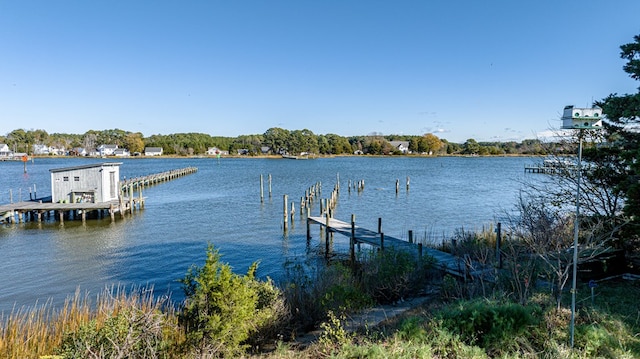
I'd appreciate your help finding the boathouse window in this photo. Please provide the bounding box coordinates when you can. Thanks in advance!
[74,176,80,181]
[63,176,69,182]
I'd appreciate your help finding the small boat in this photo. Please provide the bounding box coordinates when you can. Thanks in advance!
[282,152,313,160]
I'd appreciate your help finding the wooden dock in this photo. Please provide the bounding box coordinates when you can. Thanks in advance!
[0,167,198,224]
[307,214,494,280]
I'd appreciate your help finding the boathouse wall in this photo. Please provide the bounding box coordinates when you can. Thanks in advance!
[50,163,121,203]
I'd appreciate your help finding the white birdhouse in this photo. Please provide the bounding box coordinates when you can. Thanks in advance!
[562,105,603,129]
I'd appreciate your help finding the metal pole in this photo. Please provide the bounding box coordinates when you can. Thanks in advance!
[570,132,583,348]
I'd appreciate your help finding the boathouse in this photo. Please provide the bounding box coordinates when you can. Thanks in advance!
[50,163,121,203]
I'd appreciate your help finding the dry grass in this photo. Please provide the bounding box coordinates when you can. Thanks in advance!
[0,285,181,359]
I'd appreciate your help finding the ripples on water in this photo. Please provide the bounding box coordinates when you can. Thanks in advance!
[0,156,541,312]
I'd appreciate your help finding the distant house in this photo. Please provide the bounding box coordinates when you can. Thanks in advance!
[145,147,163,156]
[50,162,121,203]
[390,141,410,154]
[70,147,88,156]
[206,147,228,156]
[97,144,118,156]
[113,148,130,157]
[50,147,66,156]
[237,149,249,155]
[260,146,271,155]
[33,144,50,155]
[0,144,12,158]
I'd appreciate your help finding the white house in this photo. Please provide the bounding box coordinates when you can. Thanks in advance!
[113,148,130,157]
[33,144,50,155]
[97,144,118,156]
[0,143,13,158]
[50,162,121,203]
[206,147,228,156]
[390,141,410,154]
[145,147,163,156]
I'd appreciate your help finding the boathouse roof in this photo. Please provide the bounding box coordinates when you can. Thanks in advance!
[49,162,122,173]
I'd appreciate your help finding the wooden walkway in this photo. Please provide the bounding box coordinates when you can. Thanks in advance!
[307,215,493,280]
[120,167,198,191]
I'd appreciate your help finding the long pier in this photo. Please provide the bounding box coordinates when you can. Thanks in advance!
[0,167,198,224]
[307,214,493,280]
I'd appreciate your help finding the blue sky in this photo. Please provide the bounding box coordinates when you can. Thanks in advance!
[1,1,639,143]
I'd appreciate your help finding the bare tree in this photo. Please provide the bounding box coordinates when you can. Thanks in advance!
[505,194,619,310]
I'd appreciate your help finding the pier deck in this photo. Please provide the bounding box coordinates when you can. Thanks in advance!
[0,166,198,224]
[307,215,493,280]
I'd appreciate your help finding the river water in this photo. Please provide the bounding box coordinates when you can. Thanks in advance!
[0,156,540,313]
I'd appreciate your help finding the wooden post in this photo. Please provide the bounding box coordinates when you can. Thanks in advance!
[268,174,272,198]
[129,184,134,213]
[260,174,264,203]
[350,214,356,264]
[496,222,502,269]
[306,217,311,241]
[283,194,288,230]
[380,232,385,251]
[406,176,410,191]
[138,185,143,210]
[378,217,382,233]
[325,213,330,258]
[408,230,413,244]
[58,210,64,223]
[396,179,399,194]
[290,201,295,221]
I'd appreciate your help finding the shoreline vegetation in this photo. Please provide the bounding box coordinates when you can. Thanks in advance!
[1,127,572,159]
[2,235,639,358]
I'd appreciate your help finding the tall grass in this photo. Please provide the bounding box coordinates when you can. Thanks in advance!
[0,285,181,359]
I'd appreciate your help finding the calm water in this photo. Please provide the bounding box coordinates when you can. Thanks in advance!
[0,156,539,312]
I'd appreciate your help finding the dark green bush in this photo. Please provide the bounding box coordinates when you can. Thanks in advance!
[179,244,283,357]
[439,299,538,353]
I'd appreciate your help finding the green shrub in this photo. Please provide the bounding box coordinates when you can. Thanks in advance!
[359,249,431,304]
[439,299,538,354]
[178,244,282,357]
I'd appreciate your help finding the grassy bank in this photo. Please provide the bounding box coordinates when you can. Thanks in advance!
[2,246,639,358]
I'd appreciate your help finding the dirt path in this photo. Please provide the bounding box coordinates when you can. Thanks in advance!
[294,295,434,346]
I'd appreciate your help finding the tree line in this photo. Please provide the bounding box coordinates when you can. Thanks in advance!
[0,127,568,156]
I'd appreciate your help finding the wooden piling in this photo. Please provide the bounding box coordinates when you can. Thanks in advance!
[408,230,413,244]
[283,194,288,230]
[350,214,356,264]
[396,179,399,194]
[129,183,134,213]
[260,174,264,203]
[325,213,330,257]
[380,232,385,250]
[290,201,295,221]
[378,217,382,233]
[268,174,272,198]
